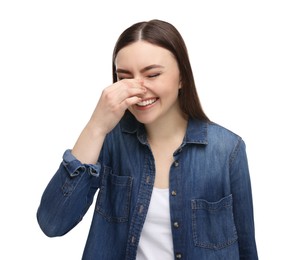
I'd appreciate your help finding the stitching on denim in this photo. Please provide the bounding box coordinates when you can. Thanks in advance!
[229,137,242,169]
[191,195,238,250]
[95,169,132,223]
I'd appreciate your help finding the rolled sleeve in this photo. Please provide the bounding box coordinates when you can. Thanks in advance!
[62,149,101,177]
[37,149,102,237]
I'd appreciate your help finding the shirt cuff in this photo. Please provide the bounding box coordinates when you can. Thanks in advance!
[62,149,101,177]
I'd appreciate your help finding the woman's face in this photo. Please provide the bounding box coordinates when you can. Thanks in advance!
[115,41,182,125]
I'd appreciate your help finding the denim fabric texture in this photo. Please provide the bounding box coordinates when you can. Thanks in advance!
[37,112,258,260]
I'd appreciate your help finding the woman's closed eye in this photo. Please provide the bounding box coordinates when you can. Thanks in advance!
[147,73,160,79]
[118,77,133,80]
[116,73,133,80]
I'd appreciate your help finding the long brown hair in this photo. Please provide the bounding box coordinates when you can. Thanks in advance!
[112,19,209,121]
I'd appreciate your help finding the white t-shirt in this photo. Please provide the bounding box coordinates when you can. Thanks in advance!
[136,187,174,260]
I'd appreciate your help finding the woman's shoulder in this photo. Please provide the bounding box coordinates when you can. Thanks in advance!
[206,121,245,150]
[208,121,241,138]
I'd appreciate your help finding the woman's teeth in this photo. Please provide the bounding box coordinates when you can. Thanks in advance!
[137,98,157,107]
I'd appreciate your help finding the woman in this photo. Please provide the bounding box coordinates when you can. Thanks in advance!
[37,19,258,259]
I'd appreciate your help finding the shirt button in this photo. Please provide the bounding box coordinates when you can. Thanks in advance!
[171,190,177,196]
[176,253,182,259]
[174,161,179,167]
[131,236,135,244]
[138,204,144,214]
[173,222,179,228]
[146,176,150,184]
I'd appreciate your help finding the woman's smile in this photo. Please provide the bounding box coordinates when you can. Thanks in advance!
[136,97,159,109]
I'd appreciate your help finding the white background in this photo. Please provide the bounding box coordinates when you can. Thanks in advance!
[1,0,288,259]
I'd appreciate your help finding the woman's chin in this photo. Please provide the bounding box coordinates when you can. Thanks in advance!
[129,111,156,125]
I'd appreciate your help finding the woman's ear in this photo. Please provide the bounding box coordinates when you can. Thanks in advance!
[179,80,182,89]
[178,75,182,89]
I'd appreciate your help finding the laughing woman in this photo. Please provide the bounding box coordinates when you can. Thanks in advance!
[37,19,258,260]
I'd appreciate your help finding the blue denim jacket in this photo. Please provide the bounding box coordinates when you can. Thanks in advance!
[37,113,258,259]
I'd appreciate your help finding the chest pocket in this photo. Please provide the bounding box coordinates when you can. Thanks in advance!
[191,194,238,250]
[96,166,133,223]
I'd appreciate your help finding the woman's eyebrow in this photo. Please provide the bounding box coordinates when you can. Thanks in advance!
[116,64,164,74]
[115,68,131,75]
[140,64,164,73]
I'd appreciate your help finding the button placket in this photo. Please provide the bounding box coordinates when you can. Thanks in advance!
[171,154,183,260]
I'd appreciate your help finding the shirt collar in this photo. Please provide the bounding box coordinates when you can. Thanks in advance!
[120,111,208,145]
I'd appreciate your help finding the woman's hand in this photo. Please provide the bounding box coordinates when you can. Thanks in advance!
[89,79,146,135]
[71,79,146,164]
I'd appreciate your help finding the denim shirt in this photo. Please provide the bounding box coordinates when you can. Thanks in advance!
[37,113,258,260]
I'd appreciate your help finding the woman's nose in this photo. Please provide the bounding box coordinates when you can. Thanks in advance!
[135,77,149,88]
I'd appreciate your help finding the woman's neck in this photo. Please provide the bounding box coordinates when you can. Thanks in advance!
[145,112,188,145]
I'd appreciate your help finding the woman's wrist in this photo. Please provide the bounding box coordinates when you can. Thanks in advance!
[71,122,106,164]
